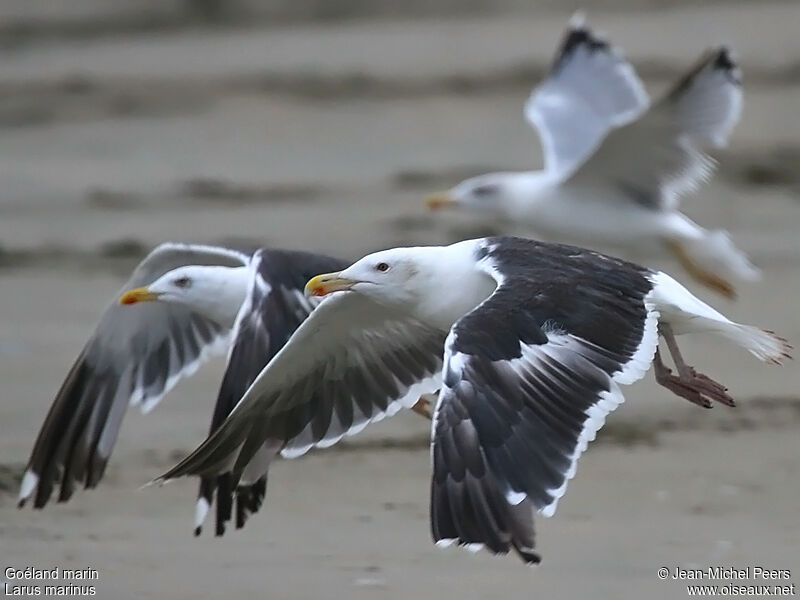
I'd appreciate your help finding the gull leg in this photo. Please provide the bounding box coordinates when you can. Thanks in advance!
[653,348,712,408]
[665,240,736,299]
[654,324,736,408]
[411,394,436,420]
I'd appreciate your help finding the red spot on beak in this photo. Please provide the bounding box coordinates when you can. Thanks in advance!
[118,287,158,305]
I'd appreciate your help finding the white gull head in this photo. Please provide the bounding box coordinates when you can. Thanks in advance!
[306,240,497,331]
[119,264,251,327]
[426,171,558,222]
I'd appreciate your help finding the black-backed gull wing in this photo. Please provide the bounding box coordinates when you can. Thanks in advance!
[19,243,250,509]
[158,290,446,488]
[570,47,742,211]
[196,248,350,536]
[523,14,648,181]
[430,237,660,562]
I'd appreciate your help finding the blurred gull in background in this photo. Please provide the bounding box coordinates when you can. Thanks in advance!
[427,15,756,298]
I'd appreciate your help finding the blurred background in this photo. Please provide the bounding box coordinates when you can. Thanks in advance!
[1,1,798,598]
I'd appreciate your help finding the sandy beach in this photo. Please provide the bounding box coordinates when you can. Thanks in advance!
[1,2,799,597]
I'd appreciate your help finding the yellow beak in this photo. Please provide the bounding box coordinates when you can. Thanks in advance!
[119,287,161,305]
[305,272,356,298]
[425,191,456,212]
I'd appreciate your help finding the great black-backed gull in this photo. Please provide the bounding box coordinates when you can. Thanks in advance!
[426,17,755,298]
[152,236,789,564]
[17,242,350,537]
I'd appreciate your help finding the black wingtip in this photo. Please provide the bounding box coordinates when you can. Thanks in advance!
[215,473,233,536]
[666,45,741,101]
[553,19,609,74]
[711,46,741,85]
[713,46,735,71]
[17,498,26,509]
[515,546,542,565]
[562,26,608,55]
[194,525,202,537]
[236,492,246,530]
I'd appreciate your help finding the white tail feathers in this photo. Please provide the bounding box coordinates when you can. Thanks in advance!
[649,271,792,365]
[718,325,792,365]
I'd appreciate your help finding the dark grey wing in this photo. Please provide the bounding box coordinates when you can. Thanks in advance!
[524,14,648,180]
[195,248,351,536]
[429,237,659,562]
[19,243,250,509]
[570,47,742,210]
[156,291,446,492]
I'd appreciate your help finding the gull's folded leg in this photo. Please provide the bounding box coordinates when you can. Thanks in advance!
[654,324,736,408]
[664,240,736,299]
[653,348,711,408]
[411,394,437,420]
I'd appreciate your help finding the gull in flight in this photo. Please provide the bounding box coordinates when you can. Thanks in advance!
[427,16,755,298]
[151,236,789,563]
[18,242,355,536]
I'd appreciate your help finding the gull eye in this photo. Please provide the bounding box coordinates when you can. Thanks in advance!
[472,184,498,198]
[376,262,390,272]
[173,276,191,288]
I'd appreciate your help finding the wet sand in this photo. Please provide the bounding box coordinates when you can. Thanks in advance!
[1,2,799,598]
